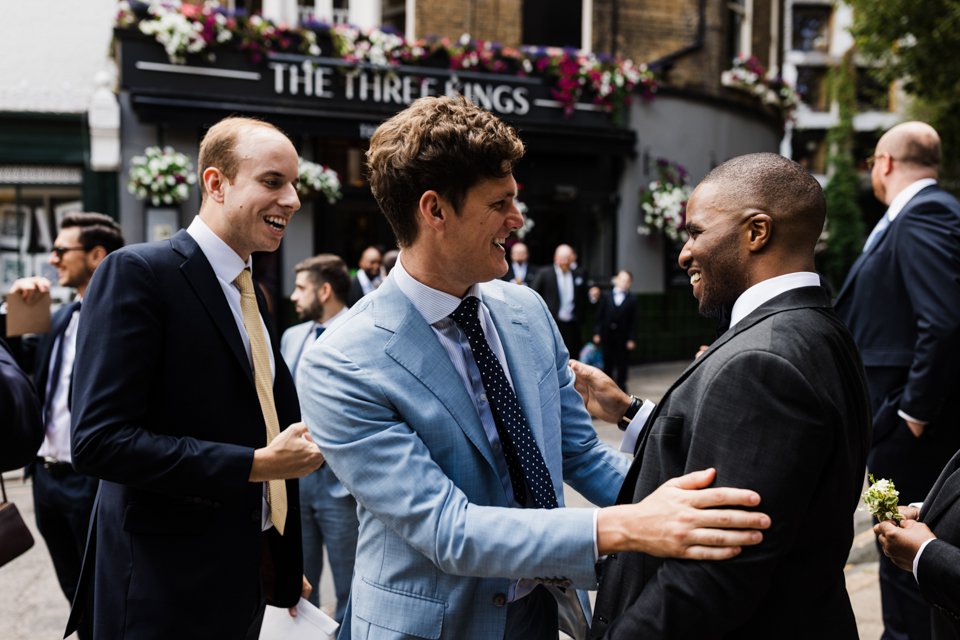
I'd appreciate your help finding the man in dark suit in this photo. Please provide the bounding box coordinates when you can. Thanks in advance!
[6,213,123,633]
[0,338,42,472]
[346,245,382,307]
[584,153,872,638]
[501,241,537,286]
[592,269,637,392]
[532,243,587,357]
[877,449,960,640]
[835,121,960,640]
[67,117,324,639]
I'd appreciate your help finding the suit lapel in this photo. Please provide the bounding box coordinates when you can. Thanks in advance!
[376,280,499,473]
[171,230,253,386]
[921,452,960,525]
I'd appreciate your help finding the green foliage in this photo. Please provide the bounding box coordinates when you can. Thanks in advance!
[848,0,960,185]
[819,49,864,291]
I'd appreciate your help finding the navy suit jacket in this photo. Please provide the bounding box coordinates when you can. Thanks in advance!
[918,449,960,639]
[594,291,636,345]
[835,184,960,503]
[67,230,303,639]
[0,338,42,472]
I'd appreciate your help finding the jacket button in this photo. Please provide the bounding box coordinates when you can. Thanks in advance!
[492,593,507,607]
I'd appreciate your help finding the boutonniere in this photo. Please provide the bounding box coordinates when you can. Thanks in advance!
[860,474,902,523]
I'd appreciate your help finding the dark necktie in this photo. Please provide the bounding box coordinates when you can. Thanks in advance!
[449,296,558,509]
[315,325,325,340]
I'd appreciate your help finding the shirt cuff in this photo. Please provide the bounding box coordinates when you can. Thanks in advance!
[898,409,927,426]
[592,508,600,561]
[619,400,657,453]
[913,537,936,582]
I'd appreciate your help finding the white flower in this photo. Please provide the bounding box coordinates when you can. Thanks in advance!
[127,145,196,206]
[297,158,343,204]
[860,475,903,523]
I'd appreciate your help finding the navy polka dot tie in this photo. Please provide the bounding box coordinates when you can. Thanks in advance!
[449,296,558,509]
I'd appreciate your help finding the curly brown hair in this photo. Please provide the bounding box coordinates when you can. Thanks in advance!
[365,96,525,247]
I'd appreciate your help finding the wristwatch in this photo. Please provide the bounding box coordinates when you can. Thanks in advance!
[617,395,643,431]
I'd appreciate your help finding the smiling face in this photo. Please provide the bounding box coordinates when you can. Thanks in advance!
[439,173,523,294]
[678,182,749,318]
[49,227,97,292]
[203,125,300,260]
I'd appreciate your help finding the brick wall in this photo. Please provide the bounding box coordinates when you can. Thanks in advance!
[417,0,521,44]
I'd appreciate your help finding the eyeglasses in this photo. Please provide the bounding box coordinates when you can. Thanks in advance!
[50,245,86,259]
[866,153,892,170]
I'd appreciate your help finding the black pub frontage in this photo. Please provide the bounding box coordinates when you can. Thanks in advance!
[116,28,635,323]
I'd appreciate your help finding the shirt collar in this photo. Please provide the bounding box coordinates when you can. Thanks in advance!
[392,253,482,325]
[886,178,937,221]
[728,272,821,329]
[186,215,252,282]
[321,306,349,329]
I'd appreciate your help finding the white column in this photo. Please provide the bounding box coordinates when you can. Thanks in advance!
[349,0,381,29]
[262,0,299,26]
[581,0,593,53]
[313,0,334,22]
[405,0,416,40]
[88,66,120,172]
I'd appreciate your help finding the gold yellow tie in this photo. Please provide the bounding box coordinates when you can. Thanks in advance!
[234,269,288,535]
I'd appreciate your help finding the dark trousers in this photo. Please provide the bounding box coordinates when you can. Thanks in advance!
[504,585,558,640]
[32,461,97,640]
[877,540,933,640]
[601,342,630,392]
[557,320,581,361]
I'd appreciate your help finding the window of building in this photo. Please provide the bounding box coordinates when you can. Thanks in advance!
[791,129,828,175]
[523,0,582,48]
[856,68,890,112]
[298,1,349,24]
[795,66,829,111]
[791,4,831,52]
[381,0,406,34]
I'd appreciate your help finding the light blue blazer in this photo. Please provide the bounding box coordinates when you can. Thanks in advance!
[298,276,629,639]
[281,320,351,501]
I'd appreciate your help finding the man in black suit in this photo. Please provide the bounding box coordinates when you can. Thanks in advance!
[7,213,122,633]
[501,241,537,286]
[68,117,324,639]
[532,243,587,357]
[877,449,960,640]
[592,269,637,392]
[346,245,382,307]
[582,153,872,638]
[0,338,42,472]
[835,121,960,640]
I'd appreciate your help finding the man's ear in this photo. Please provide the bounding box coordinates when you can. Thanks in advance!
[417,190,447,233]
[317,282,332,304]
[87,246,108,270]
[746,212,772,252]
[203,167,227,203]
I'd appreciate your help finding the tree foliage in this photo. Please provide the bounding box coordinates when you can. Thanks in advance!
[819,48,864,291]
[847,0,960,182]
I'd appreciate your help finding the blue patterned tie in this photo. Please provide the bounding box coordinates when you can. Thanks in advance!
[862,213,891,253]
[449,296,558,509]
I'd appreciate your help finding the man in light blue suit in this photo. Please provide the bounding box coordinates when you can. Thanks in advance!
[280,253,358,622]
[298,96,770,639]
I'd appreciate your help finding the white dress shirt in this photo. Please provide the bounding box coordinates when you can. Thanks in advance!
[555,265,575,322]
[37,305,81,463]
[187,215,276,530]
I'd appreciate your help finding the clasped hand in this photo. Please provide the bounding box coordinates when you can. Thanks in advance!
[249,422,325,482]
[874,505,936,572]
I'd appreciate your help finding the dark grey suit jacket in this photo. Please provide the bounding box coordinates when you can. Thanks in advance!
[591,286,872,639]
[918,449,960,639]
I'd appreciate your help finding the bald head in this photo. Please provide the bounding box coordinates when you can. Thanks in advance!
[699,152,825,258]
[877,121,940,171]
[554,244,574,271]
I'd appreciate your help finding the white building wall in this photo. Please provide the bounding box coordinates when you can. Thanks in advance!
[0,0,116,114]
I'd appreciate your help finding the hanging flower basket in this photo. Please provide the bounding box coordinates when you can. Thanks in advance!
[127,145,197,206]
[637,158,692,243]
[721,55,799,118]
[297,158,342,205]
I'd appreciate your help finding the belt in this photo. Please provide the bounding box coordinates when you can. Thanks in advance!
[35,457,76,478]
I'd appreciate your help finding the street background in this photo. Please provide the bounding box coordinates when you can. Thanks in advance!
[0,360,882,639]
